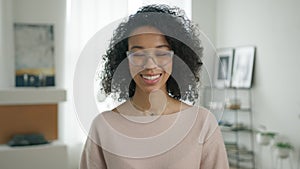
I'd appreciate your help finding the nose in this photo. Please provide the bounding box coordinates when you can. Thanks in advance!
[143,56,158,69]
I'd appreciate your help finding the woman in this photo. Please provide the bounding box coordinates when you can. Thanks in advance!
[80,4,229,169]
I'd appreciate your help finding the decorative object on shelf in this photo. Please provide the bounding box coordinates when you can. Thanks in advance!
[7,133,49,147]
[231,46,256,88]
[14,23,55,87]
[208,101,224,110]
[230,122,249,131]
[225,97,241,110]
[219,121,233,132]
[274,142,294,159]
[256,131,276,146]
[271,141,294,169]
[213,48,234,88]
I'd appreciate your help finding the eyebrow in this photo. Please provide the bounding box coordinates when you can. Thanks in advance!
[130,44,170,50]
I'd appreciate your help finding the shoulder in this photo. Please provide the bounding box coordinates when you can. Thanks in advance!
[188,105,217,123]
[89,110,116,132]
[91,110,117,125]
[191,106,220,144]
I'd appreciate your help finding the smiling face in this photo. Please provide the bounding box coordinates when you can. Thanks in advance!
[128,26,173,95]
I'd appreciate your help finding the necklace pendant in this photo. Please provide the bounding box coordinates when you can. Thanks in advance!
[144,110,154,116]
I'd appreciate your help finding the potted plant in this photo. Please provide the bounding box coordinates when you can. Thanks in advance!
[256,132,276,146]
[275,142,294,159]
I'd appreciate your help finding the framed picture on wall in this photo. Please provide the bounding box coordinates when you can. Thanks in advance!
[213,48,234,88]
[231,46,256,88]
[14,23,55,87]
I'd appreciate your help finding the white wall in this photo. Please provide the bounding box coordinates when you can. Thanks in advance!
[0,0,14,87]
[216,0,300,168]
[192,0,217,86]
[192,0,216,44]
[0,0,2,81]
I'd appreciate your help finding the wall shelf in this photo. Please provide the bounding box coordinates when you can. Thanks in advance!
[0,87,66,105]
[0,141,68,169]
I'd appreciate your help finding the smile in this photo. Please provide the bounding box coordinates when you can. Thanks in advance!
[140,73,162,84]
[141,74,161,80]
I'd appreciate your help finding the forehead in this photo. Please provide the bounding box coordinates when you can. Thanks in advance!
[128,26,169,48]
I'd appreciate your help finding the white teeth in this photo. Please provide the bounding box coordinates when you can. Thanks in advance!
[142,74,160,80]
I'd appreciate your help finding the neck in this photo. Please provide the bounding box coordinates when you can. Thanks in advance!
[131,88,170,115]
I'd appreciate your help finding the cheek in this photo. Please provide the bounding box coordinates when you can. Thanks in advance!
[128,61,173,78]
[164,61,173,75]
[128,63,142,78]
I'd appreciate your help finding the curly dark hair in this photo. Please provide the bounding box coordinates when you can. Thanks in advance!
[101,4,203,103]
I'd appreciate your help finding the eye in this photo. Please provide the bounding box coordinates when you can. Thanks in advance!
[155,50,170,57]
[132,51,145,57]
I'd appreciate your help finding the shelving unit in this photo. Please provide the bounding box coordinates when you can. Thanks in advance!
[202,87,255,169]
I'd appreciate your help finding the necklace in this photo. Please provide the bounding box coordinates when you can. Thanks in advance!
[130,99,153,116]
[130,98,169,116]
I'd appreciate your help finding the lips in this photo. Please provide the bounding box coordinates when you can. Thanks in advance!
[140,73,162,84]
[142,74,161,80]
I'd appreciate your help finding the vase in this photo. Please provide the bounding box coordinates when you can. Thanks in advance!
[256,133,272,146]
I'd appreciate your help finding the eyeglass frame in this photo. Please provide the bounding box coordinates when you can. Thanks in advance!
[126,48,174,67]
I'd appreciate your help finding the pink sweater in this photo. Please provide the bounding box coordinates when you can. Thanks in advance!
[80,106,229,169]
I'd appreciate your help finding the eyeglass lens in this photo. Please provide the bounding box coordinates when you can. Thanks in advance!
[128,49,173,66]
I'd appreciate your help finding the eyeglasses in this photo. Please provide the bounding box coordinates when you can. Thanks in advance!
[126,48,174,67]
